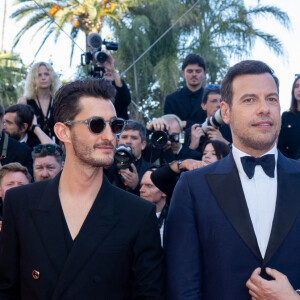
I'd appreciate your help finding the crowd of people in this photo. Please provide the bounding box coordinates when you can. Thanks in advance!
[0,52,300,299]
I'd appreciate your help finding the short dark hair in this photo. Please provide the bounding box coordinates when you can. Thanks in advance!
[221,60,279,107]
[5,104,34,131]
[0,105,4,120]
[289,76,300,114]
[123,120,147,142]
[202,139,230,160]
[202,87,221,105]
[182,54,206,71]
[53,77,117,123]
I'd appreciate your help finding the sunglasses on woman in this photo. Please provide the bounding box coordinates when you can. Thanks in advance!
[64,116,125,135]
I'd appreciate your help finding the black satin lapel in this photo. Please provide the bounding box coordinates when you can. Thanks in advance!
[30,176,67,274]
[206,166,262,261]
[52,177,119,299]
[263,165,300,265]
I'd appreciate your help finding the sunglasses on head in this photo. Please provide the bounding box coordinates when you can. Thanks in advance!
[207,84,221,89]
[64,116,125,135]
[33,144,63,156]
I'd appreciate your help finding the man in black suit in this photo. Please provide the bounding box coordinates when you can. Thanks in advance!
[4,104,53,148]
[165,60,300,299]
[0,78,164,299]
[163,53,207,129]
[0,105,33,175]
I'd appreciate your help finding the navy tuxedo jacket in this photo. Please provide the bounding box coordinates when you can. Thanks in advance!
[165,151,300,300]
[0,173,165,300]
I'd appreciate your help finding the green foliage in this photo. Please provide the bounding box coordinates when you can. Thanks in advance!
[10,0,290,119]
[0,52,27,108]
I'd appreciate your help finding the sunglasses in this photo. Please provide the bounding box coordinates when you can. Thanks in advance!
[207,84,221,89]
[33,144,63,156]
[64,116,125,135]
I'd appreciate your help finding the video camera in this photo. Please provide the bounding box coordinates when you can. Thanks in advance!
[114,144,134,169]
[81,33,118,78]
[149,128,185,149]
[201,109,225,133]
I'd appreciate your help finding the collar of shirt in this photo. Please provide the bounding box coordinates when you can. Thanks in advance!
[232,144,278,180]
[183,86,203,97]
[20,133,28,144]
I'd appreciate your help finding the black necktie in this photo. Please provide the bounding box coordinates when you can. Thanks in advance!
[240,154,275,179]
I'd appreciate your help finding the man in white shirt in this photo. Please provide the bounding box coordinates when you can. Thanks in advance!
[140,169,168,246]
[165,60,300,299]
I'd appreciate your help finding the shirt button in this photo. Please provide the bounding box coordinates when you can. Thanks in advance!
[32,270,40,280]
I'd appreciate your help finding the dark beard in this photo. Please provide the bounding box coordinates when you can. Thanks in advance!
[9,132,22,141]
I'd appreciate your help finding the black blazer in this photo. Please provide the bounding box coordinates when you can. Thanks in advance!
[0,131,33,175]
[0,173,165,300]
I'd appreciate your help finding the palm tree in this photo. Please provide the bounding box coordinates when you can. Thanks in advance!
[11,0,134,63]
[176,0,290,83]
[0,52,27,108]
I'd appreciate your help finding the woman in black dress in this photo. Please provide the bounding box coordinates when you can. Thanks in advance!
[18,62,61,141]
[278,76,300,159]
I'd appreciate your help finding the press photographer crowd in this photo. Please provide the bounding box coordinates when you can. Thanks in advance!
[1,44,300,299]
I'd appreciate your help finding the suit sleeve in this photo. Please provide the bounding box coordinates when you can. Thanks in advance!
[165,173,202,300]
[131,205,165,299]
[0,192,20,299]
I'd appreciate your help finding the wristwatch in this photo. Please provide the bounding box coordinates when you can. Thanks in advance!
[296,289,300,295]
[177,160,184,172]
[31,124,41,132]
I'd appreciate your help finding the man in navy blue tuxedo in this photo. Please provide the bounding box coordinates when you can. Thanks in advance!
[165,60,300,299]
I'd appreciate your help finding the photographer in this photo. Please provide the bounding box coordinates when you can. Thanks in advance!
[188,85,232,153]
[99,52,131,120]
[105,120,153,195]
[144,114,201,165]
[150,140,230,199]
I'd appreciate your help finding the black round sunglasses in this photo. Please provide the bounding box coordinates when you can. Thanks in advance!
[64,116,125,135]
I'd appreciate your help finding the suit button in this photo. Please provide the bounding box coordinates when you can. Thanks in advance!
[32,270,40,280]
[288,124,292,128]
[93,275,101,283]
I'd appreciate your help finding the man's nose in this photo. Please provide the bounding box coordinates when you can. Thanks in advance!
[257,99,270,115]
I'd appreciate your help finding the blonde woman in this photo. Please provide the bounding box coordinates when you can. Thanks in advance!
[18,62,61,140]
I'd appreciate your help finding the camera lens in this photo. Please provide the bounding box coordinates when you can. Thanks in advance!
[95,51,108,63]
[114,144,134,169]
[151,130,169,149]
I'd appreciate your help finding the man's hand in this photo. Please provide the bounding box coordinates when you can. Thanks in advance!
[101,52,122,86]
[189,124,204,150]
[169,159,207,173]
[246,267,300,300]
[120,163,139,190]
[206,126,229,144]
[146,118,169,132]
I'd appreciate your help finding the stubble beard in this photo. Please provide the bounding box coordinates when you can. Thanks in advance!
[231,115,280,153]
[71,133,115,168]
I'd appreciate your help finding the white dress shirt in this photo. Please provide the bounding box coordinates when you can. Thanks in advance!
[232,145,278,258]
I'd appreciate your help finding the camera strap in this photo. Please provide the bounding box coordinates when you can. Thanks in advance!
[0,132,8,160]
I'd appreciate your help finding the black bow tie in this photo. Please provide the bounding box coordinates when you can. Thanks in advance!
[240,154,275,179]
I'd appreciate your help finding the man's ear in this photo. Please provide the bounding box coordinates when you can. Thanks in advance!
[141,140,147,151]
[21,123,28,133]
[220,102,230,125]
[54,122,71,144]
[201,102,207,111]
